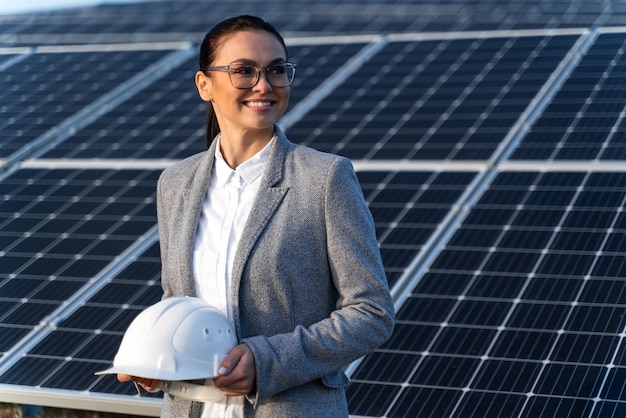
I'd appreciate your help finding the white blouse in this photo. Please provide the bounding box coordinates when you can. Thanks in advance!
[193,135,273,418]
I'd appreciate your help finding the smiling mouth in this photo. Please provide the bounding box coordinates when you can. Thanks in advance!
[244,101,274,108]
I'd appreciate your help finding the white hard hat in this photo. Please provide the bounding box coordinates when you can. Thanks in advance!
[96,297,237,401]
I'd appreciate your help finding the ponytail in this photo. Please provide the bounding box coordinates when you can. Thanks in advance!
[206,103,219,148]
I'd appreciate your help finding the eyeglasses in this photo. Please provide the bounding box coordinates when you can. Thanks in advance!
[203,62,296,89]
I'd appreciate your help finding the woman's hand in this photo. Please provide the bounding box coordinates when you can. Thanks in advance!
[117,374,161,392]
[213,343,256,396]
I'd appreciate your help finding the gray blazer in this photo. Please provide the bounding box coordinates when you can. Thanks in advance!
[156,127,395,417]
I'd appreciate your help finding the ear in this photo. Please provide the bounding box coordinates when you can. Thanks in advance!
[195,71,212,102]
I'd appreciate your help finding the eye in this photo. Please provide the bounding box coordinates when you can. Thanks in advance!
[232,65,256,76]
[268,64,287,75]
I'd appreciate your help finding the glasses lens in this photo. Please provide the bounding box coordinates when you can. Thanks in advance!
[229,65,259,88]
[267,63,295,87]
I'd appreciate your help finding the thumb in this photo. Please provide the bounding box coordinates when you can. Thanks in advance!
[218,344,246,375]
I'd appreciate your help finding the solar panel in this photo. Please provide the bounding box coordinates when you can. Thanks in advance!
[0,50,176,158]
[0,168,160,364]
[348,168,626,417]
[511,31,626,161]
[287,34,579,160]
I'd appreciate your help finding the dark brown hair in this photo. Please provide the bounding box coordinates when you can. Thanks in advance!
[199,15,289,147]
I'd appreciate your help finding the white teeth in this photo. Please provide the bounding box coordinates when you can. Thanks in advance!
[245,101,272,107]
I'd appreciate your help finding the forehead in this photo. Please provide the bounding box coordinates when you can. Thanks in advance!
[215,30,287,64]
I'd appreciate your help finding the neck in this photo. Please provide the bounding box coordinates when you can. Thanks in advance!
[219,127,275,169]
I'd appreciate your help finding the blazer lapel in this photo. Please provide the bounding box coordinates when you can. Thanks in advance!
[177,142,217,297]
[230,130,290,330]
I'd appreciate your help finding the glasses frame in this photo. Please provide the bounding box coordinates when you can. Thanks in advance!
[203,62,297,89]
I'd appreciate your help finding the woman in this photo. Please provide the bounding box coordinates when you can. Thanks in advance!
[119,15,394,418]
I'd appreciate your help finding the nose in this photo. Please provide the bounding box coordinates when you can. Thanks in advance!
[253,70,272,91]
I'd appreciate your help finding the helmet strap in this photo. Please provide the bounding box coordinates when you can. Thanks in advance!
[158,379,225,402]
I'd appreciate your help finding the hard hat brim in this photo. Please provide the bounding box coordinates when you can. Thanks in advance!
[94,365,219,381]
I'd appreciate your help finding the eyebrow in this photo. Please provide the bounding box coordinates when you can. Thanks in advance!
[230,57,287,66]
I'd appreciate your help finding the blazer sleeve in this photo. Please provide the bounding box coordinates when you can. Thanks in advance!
[242,156,395,406]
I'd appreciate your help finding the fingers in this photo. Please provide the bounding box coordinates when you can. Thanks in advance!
[117,374,161,392]
[213,343,256,396]
[117,373,134,382]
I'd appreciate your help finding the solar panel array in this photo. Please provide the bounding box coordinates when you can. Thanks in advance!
[1,1,625,417]
[0,0,623,46]
[349,168,626,417]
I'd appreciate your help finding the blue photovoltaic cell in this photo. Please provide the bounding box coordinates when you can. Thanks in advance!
[0,54,21,66]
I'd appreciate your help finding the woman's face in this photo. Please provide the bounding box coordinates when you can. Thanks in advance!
[196,30,290,138]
